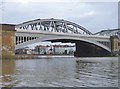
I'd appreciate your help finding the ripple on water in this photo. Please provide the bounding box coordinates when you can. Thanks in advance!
[2,57,119,87]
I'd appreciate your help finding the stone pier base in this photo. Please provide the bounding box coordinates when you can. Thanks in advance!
[0,24,16,59]
[110,36,119,56]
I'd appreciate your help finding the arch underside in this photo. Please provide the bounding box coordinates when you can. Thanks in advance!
[45,39,111,56]
[15,36,111,57]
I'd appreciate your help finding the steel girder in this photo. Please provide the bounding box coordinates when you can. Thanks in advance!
[95,29,120,37]
[15,18,93,35]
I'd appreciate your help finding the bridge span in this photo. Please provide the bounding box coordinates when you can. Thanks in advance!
[14,18,119,57]
[1,18,119,58]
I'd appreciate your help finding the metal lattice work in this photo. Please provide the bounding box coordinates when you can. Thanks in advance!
[16,18,93,35]
[95,29,120,36]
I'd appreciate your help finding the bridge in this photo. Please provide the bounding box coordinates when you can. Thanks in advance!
[14,18,119,57]
[95,29,120,38]
[1,18,119,58]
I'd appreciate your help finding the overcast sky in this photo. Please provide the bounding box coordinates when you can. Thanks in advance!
[1,0,119,33]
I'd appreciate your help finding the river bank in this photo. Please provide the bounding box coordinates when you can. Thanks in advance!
[15,54,74,59]
[15,54,119,60]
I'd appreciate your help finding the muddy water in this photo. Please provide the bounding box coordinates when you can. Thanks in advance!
[0,56,118,87]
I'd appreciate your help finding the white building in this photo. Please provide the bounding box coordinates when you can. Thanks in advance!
[53,45,75,55]
[35,45,50,54]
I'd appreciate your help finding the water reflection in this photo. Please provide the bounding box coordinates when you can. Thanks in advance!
[75,58,118,87]
[1,59,16,87]
[14,57,76,87]
[75,60,94,79]
[0,57,118,87]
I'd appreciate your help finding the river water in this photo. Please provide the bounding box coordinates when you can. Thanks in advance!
[0,56,119,87]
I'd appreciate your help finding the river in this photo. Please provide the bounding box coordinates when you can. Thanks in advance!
[0,56,118,87]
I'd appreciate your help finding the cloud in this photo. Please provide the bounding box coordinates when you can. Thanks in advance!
[79,11,96,18]
[1,1,118,33]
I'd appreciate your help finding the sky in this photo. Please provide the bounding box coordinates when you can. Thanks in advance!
[0,0,119,48]
[1,0,119,33]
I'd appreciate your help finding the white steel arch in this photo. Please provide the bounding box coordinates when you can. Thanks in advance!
[15,18,93,35]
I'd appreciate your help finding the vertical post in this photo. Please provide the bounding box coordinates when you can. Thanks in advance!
[20,36,22,43]
[19,36,21,43]
[16,36,17,45]
[110,36,119,56]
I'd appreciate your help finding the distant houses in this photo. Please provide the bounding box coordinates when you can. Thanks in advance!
[16,44,75,55]
[34,45,50,54]
[53,45,75,55]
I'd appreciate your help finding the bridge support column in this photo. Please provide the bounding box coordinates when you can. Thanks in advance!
[110,36,119,56]
[0,24,16,59]
[74,41,111,57]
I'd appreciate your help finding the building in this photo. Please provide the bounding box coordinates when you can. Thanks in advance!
[53,45,75,55]
[34,44,75,55]
[34,45,50,54]
[15,47,35,54]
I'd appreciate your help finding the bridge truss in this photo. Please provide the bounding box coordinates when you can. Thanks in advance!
[16,18,93,35]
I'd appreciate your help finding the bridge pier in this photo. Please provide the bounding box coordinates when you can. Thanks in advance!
[74,41,111,57]
[110,36,119,56]
[0,24,16,59]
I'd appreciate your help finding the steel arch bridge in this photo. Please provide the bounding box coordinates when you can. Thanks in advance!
[15,18,114,57]
[16,18,93,35]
